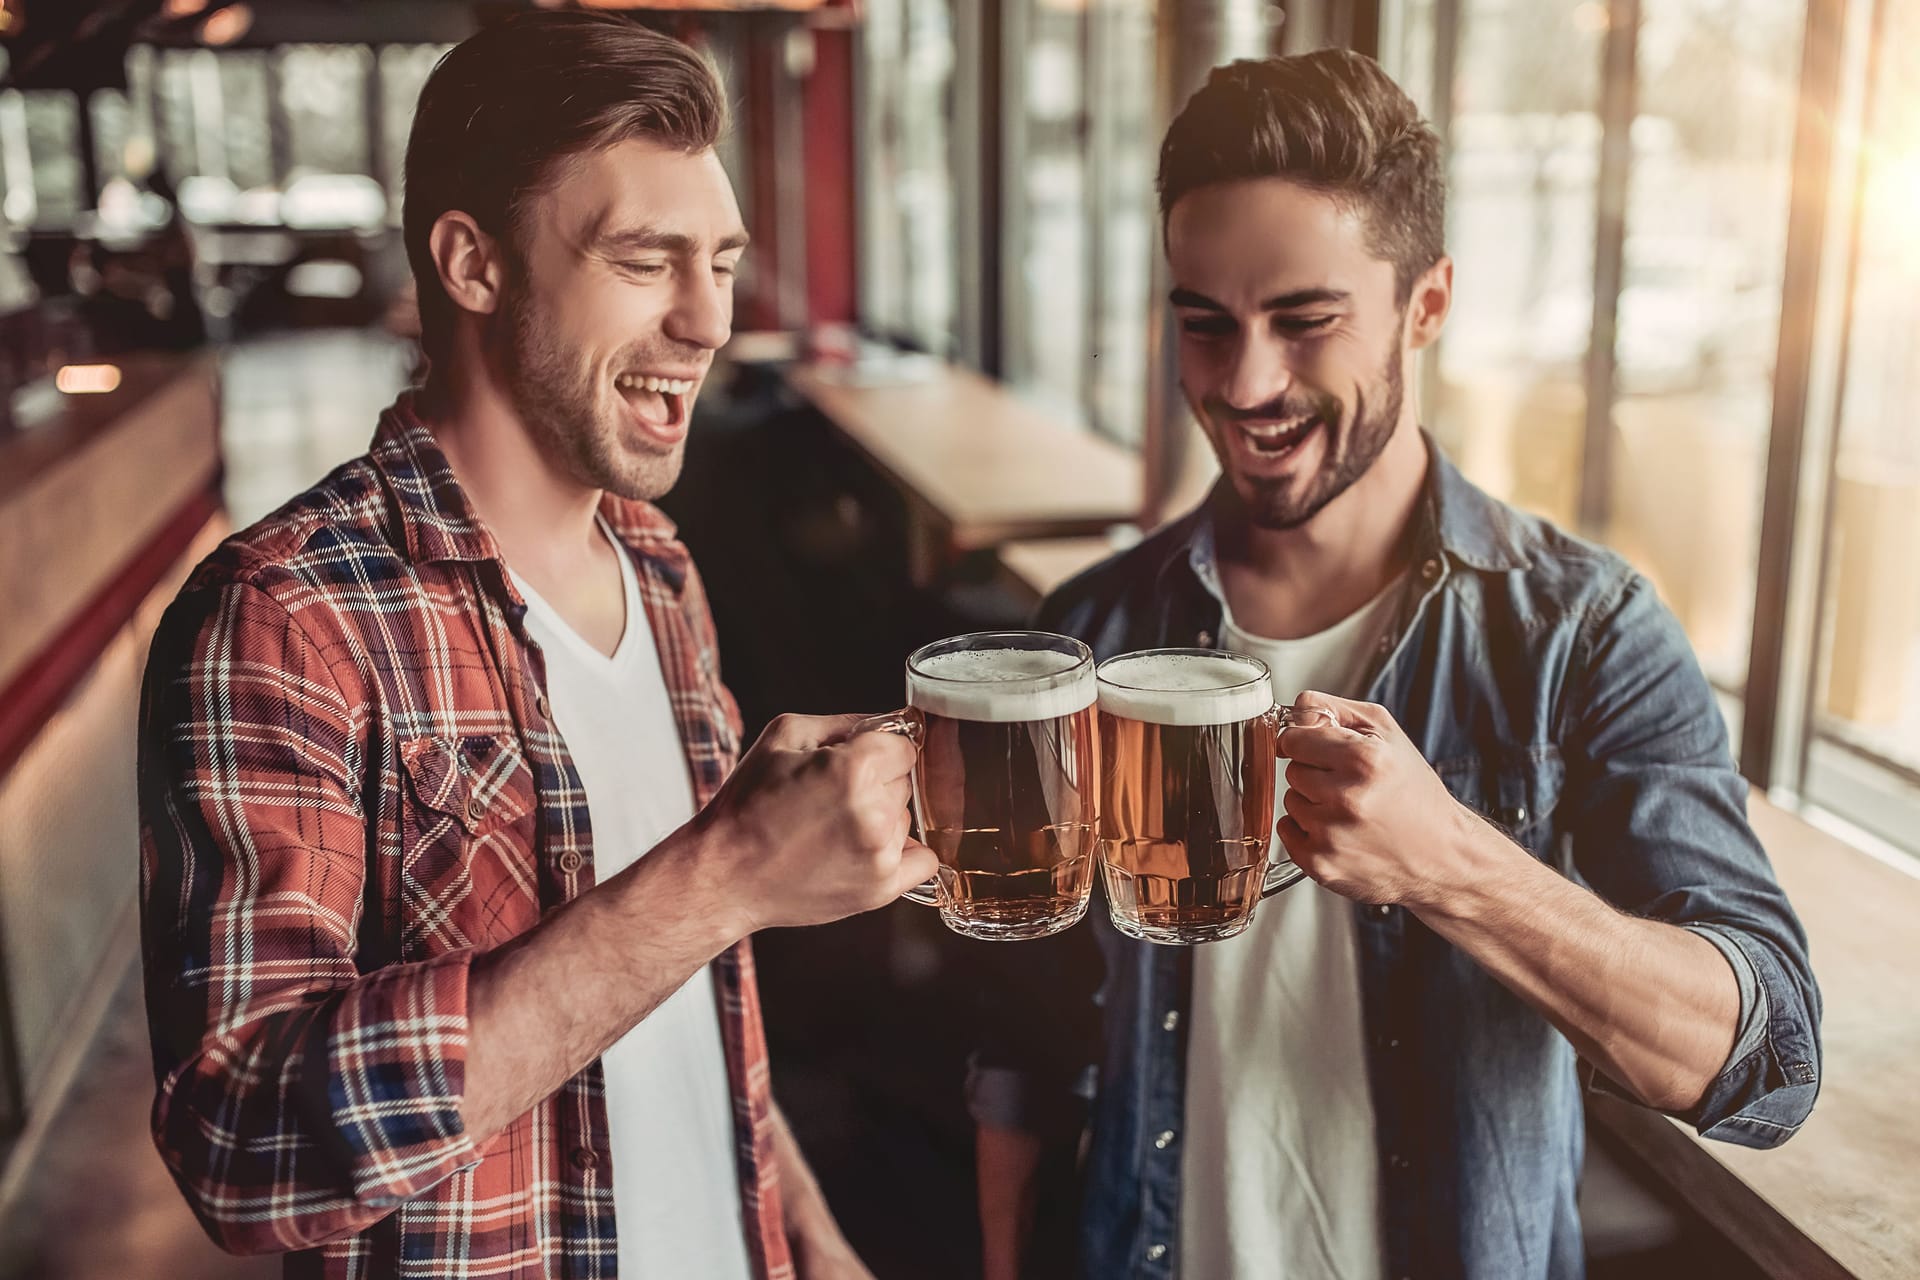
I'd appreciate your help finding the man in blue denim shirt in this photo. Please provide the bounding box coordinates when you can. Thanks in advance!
[971,51,1819,1280]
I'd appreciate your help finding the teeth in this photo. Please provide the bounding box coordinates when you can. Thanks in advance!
[615,374,695,396]
[1242,417,1313,442]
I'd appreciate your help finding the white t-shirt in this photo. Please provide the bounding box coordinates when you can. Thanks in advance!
[1178,578,1403,1280]
[510,521,753,1280]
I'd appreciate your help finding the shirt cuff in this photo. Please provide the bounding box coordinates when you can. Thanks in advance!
[1683,923,1769,1070]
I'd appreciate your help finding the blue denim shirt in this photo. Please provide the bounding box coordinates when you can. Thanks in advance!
[968,444,1820,1280]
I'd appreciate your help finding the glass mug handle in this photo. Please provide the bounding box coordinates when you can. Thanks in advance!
[850,708,937,905]
[1261,703,1340,900]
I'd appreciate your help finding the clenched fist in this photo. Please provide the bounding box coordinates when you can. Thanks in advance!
[696,713,937,934]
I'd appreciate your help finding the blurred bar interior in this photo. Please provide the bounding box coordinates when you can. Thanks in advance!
[0,0,1914,1277]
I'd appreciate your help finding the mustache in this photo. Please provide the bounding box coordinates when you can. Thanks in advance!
[1204,391,1336,424]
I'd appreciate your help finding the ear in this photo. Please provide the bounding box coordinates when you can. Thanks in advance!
[1404,256,1452,352]
[427,210,507,321]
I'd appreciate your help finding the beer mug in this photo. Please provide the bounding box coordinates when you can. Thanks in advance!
[1094,648,1332,945]
[863,632,1099,941]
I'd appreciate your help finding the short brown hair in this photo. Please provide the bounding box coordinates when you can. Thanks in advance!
[402,11,728,360]
[1158,49,1444,300]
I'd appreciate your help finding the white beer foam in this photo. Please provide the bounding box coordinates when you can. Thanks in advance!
[1096,652,1273,726]
[909,647,1096,722]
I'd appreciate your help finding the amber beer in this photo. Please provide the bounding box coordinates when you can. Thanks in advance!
[1096,649,1311,945]
[898,633,1099,940]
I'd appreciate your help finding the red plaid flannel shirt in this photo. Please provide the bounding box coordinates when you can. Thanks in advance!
[137,397,790,1278]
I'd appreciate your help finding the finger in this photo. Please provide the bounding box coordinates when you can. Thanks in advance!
[1281,783,1330,827]
[760,712,866,751]
[889,837,939,897]
[836,726,920,781]
[1282,760,1338,805]
[1275,813,1316,860]
[1296,691,1396,739]
[1275,718,1361,769]
[824,708,920,747]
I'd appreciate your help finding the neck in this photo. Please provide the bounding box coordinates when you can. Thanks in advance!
[1215,416,1428,640]
[416,349,607,582]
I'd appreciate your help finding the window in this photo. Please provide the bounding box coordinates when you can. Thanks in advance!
[857,0,959,355]
[1390,0,1920,859]
[1429,0,1602,532]
[277,44,373,178]
[1802,0,1920,852]
[1607,0,1802,689]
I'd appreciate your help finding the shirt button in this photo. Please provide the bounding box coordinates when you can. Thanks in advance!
[1377,633,1394,653]
[1419,557,1442,582]
[1371,904,1394,920]
[1390,1153,1411,1172]
[1154,1129,1177,1149]
[556,849,584,875]
[535,692,552,720]
[1145,1243,1167,1262]
[1195,631,1213,648]
[1502,805,1528,825]
[571,1146,599,1171]
[1161,1010,1180,1032]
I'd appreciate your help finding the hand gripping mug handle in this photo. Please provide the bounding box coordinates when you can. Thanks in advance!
[1261,703,1340,900]
[851,707,938,905]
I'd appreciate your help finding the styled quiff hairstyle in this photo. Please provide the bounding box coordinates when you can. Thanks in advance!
[1158,49,1444,300]
[402,11,728,360]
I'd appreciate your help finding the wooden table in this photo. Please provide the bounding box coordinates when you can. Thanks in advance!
[1591,793,1920,1280]
[786,361,1142,583]
[993,536,1124,613]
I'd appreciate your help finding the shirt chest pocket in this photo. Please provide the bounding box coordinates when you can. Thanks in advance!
[397,734,540,955]
[1432,744,1565,860]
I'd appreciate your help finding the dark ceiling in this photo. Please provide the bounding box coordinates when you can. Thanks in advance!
[0,1,516,91]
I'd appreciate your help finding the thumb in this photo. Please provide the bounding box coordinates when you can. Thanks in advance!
[888,837,939,896]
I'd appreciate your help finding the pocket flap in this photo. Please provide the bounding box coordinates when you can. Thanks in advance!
[400,735,521,834]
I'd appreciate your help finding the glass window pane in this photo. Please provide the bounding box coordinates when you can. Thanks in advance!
[378,44,453,225]
[21,91,85,226]
[218,52,275,190]
[1018,0,1089,423]
[277,44,373,177]
[1432,1,1603,531]
[1607,0,1803,689]
[1808,0,1920,842]
[858,0,956,354]
[900,0,957,351]
[1089,0,1155,446]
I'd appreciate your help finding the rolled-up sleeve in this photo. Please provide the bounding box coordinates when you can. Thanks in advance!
[1563,571,1821,1147]
[139,580,482,1255]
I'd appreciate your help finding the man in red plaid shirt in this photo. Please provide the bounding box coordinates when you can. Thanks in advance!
[137,13,929,1278]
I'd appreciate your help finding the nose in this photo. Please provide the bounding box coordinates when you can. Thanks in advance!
[1219,334,1292,413]
[663,266,733,352]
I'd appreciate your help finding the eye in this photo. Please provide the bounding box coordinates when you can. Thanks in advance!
[1179,316,1234,339]
[620,261,667,278]
[1276,315,1336,334]
[713,261,739,281]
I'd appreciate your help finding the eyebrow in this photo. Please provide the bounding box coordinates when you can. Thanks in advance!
[593,225,751,256]
[1168,286,1350,311]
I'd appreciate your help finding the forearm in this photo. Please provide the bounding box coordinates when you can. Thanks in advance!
[463,821,744,1143]
[1414,822,1740,1113]
[976,1124,1045,1280]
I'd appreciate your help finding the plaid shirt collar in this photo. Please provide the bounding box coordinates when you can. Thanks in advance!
[371,393,692,588]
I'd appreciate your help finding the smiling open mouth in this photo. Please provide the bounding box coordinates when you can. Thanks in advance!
[1237,415,1321,457]
[615,371,694,434]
